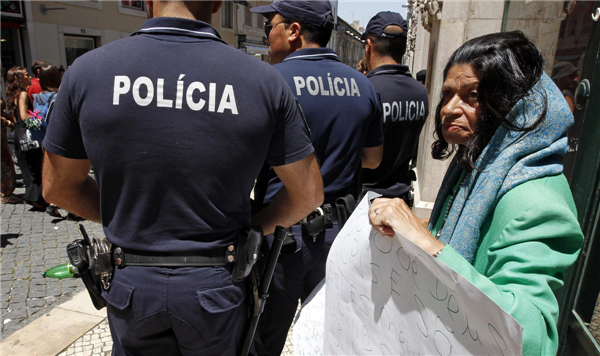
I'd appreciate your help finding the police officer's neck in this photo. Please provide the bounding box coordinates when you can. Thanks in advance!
[368,55,401,71]
[293,38,322,52]
[150,1,218,24]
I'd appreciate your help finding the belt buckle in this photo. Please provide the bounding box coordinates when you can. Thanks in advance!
[302,206,324,223]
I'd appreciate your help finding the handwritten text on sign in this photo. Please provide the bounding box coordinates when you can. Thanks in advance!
[321,192,523,355]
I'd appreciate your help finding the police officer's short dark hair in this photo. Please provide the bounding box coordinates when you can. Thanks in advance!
[283,16,332,47]
[366,25,407,63]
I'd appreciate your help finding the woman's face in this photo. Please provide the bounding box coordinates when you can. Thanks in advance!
[18,71,31,88]
[440,64,480,146]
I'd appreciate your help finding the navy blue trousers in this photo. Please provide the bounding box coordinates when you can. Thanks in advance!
[103,265,250,356]
[253,222,339,355]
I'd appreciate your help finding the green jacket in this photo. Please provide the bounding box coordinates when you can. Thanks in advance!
[437,174,583,355]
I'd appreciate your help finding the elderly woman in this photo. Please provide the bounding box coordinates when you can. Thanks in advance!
[369,31,583,355]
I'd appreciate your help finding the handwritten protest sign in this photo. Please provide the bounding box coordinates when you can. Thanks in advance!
[294,192,523,355]
[293,280,326,355]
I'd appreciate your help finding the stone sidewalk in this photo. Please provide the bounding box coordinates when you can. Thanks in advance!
[1,183,104,338]
[57,312,295,356]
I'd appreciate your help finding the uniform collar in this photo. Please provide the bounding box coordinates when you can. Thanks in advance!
[367,64,411,78]
[283,47,340,62]
[132,17,225,44]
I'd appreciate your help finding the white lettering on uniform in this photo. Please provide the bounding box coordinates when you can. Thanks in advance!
[334,77,345,96]
[391,101,399,122]
[218,85,238,114]
[350,78,361,97]
[133,77,154,106]
[113,76,131,105]
[176,74,185,109]
[288,75,365,98]
[208,83,216,112]
[157,78,173,108]
[186,82,206,111]
[111,75,239,114]
[306,76,319,95]
[382,103,391,124]
[382,100,427,123]
[293,76,306,96]
[318,76,329,96]
[409,101,416,121]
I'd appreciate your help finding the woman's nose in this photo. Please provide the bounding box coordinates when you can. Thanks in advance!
[441,94,462,119]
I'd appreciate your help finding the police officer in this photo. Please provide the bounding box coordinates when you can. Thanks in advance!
[250,1,384,354]
[41,1,323,355]
[361,12,429,202]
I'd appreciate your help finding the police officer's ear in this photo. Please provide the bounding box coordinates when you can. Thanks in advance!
[288,22,302,43]
[364,38,374,57]
[364,38,374,72]
[145,0,153,18]
[210,1,223,14]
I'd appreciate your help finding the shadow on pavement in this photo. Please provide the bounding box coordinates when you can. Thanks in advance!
[1,233,21,248]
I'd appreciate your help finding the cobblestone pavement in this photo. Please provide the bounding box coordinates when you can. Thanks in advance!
[57,319,112,356]
[1,179,106,338]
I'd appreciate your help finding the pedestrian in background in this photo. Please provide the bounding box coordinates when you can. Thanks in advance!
[551,61,579,113]
[34,64,63,218]
[42,1,323,355]
[1,98,21,204]
[27,60,48,102]
[361,11,428,204]
[250,0,383,354]
[357,58,369,75]
[416,69,427,86]
[5,66,46,210]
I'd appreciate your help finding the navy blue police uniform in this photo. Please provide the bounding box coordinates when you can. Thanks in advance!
[361,11,429,199]
[251,2,383,353]
[259,46,383,356]
[362,64,428,198]
[43,17,314,356]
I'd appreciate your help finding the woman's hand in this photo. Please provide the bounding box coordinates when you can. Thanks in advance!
[1,116,14,129]
[369,198,445,256]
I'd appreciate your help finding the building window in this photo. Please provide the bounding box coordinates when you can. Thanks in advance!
[121,0,145,11]
[569,17,578,36]
[65,36,96,67]
[559,20,566,38]
[222,1,232,29]
[245,3,253,27]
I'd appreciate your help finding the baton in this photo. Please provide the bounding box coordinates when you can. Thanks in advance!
[240,226,289,356]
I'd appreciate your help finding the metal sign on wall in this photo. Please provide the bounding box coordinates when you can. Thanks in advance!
[1,1,23,18]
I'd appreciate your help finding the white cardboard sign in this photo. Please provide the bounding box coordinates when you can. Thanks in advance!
[294,192,523,355]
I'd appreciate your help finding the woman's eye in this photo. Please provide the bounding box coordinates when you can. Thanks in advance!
[469,91,478,99]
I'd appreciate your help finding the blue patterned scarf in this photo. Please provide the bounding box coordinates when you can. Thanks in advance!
[427,73,574,263]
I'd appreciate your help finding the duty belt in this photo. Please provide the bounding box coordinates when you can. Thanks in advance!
[302,203,337,224]
[113,247,235,267]
[299,194,360,241]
